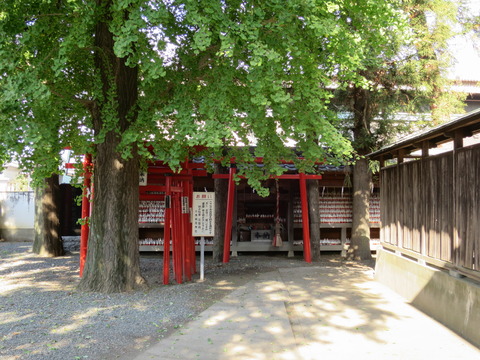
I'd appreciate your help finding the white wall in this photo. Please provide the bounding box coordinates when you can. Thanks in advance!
[0,191,35,241]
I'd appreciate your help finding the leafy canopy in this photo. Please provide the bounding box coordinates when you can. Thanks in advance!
[332,0,468,154]
[0,0,408,185]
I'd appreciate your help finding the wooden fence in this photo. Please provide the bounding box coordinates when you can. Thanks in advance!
[381,143,480,279]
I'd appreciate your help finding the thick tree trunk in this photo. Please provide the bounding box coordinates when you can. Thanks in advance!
[348,87,373,261]
[347,157,372,260]
[33,174,64,257]
[213,164,227,262]
[78,137,146,292]
[78,3,145,292]
[307,179,321,260]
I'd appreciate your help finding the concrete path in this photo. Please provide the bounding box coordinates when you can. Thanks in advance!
[132,265,480,360]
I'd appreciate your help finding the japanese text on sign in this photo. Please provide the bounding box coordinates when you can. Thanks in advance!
[192,192,215,237]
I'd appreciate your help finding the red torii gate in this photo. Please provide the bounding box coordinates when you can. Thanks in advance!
[213,168,322,264]
[79,157,207,285]
[79,155,321,283]
[138,161,207,284]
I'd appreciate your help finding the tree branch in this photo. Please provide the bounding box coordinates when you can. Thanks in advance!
[47,85,95,110]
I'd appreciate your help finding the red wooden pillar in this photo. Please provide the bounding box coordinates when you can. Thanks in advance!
[223,166,236,263]
[176,194,184,283]
[182,180,192,281]
[171,193,178,282]
[187,179,196,276]
[163,176,172,285]
[79,154,92,277]
[299,173,312,263]
[172,193,183,284]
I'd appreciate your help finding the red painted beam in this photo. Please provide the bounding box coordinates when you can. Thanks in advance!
[138,195,165,201]
[139,185,183,193]
[212,156,325,165]
[147,159,206,170]
[212,174,322,180]
[222,167,236,263]
[146,167,207,176]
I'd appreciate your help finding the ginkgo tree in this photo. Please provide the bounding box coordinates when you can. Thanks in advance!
[0,0,406,292]
[332,0,468,261]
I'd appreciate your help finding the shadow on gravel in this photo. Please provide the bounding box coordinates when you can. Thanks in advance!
[0,242,367,360]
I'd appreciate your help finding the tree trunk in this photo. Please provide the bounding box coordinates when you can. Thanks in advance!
[33,174,64,257]
[213,164,227,262]
[307,179,321,260]
[78,3,145,292]
[348,87,373,261]
[78,136,146,292]
[347,157,372,260]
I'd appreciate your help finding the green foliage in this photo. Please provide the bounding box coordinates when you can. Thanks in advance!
[0,0,408,185]
[11,173,30,191]
[331,0,469,154]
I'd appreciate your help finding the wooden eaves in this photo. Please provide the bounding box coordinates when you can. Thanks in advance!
[369,108,480,163]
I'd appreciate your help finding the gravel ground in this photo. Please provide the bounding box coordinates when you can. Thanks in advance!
[0,241,369,360]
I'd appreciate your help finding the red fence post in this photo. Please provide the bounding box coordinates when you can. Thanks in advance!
[172,194,183,283]
[182,179,194,281]
[299,173,312,263]
[79,154,92,277]
[223,166,236,263]
[163,176,172,285]
[188,179,196,275]
[179,183,188,282]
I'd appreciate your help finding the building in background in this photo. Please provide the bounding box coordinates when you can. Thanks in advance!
[0,163,34,241]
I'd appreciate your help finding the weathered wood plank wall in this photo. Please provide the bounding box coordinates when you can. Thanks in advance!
[381,144,479,272]
[454,145,480,270]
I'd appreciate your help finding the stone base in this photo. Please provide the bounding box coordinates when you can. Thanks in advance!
[0,228,34,242]
[375,248,480,348]
[62,236,80,252]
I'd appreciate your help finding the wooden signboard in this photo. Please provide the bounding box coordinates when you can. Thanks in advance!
[192,192,215,237]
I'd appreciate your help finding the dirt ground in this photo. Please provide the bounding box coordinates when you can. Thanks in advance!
[0,241,366,360]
